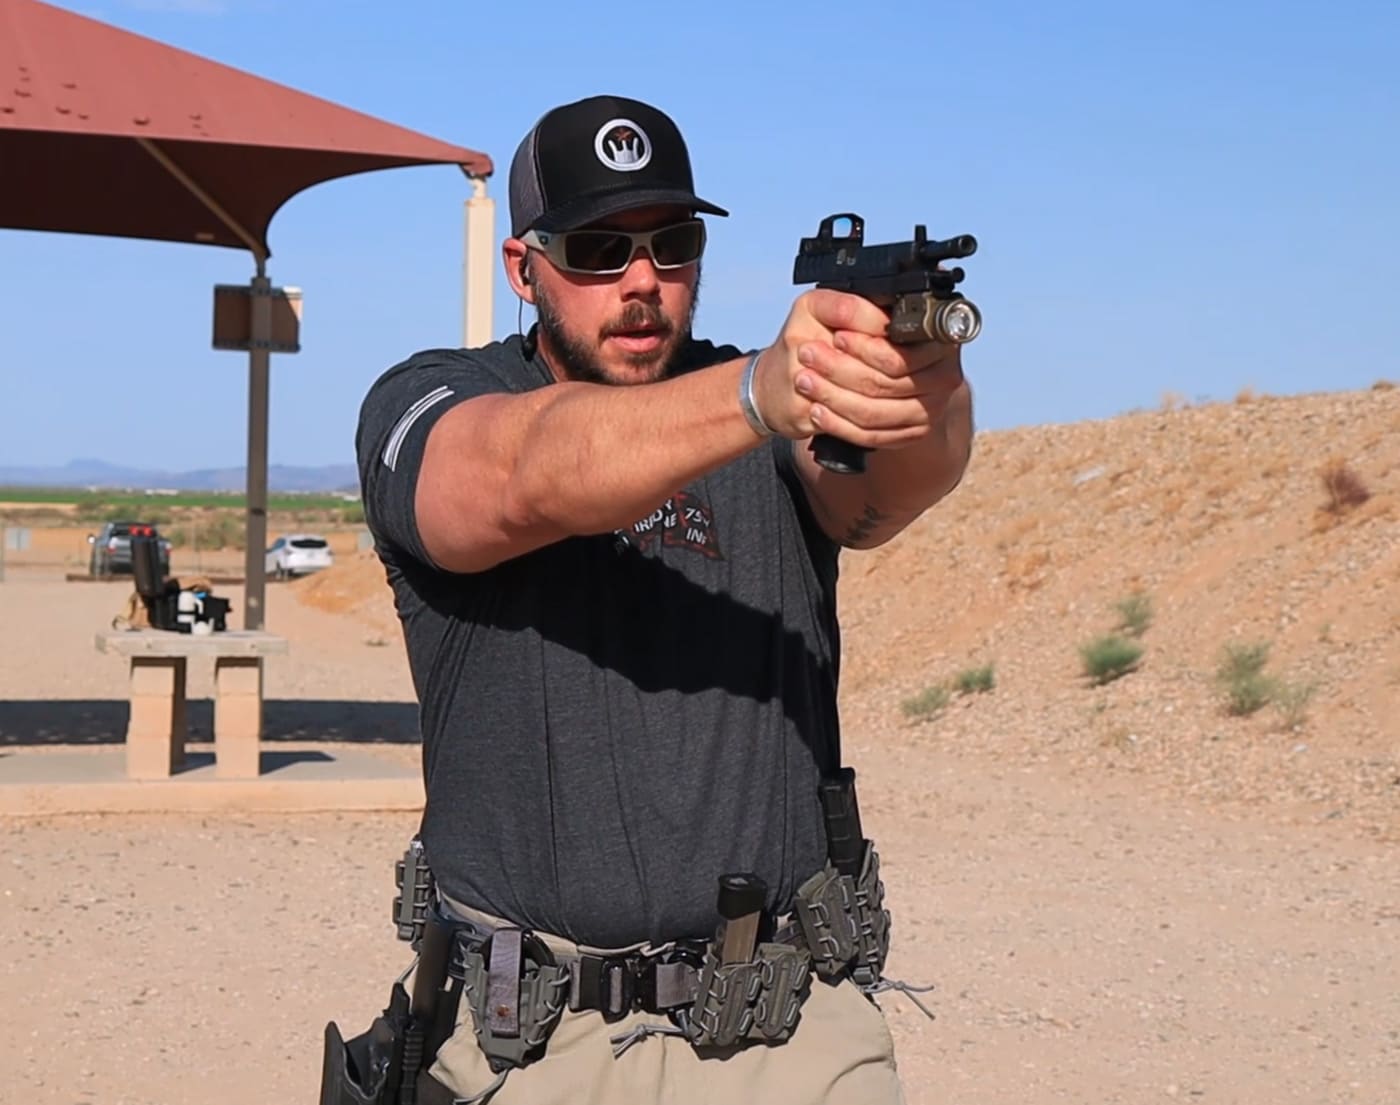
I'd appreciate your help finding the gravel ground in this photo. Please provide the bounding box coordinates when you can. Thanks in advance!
[2,565,1398,1104]
[2,757,1396,1104]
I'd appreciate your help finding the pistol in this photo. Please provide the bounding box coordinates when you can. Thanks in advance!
[792,213,982,475]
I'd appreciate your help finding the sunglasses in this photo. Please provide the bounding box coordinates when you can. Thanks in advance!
[521,219,706,275]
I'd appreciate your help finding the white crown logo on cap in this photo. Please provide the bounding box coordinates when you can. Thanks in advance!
[594,119,652,173]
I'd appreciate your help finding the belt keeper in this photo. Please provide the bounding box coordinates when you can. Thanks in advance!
[739,350,777,438]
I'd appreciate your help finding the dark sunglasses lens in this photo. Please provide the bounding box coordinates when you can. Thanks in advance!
[562,231,634,272]
[651,223,704,266]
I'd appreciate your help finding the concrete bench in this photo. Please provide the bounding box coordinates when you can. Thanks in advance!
[95,629,289,780]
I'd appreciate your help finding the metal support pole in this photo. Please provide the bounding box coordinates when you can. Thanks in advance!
[463,176,495,348]
[242,268,272,631]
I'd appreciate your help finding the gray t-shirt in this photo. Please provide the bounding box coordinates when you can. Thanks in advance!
[355,332,843,948]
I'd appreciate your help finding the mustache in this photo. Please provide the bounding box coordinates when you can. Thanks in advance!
[602,302,671,337]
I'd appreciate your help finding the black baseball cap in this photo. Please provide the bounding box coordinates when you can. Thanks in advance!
[508,95,728,238]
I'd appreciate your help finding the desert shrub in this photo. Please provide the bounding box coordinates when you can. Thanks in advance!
[1273,680,1317,731]
[1218,641,1270,681]
[72,494,111,523]
[1114,592,1153,637]
[1222,673,1275,716]
[1079,635,1143,685]
[70,498,171,525]
[1216,641,1275,716]
[901,685,950,721]
[953,664,996,694]
[180,513,246,551]
[1320,459,1371,514]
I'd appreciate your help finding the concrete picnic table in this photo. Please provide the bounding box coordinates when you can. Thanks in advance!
[95,629,289,780]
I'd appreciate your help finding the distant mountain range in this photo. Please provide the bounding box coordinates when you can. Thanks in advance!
[0,458,360,494]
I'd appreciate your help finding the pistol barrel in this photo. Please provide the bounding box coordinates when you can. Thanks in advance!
[918,234,978,264]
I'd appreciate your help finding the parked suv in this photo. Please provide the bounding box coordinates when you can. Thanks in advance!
[88,521,172,577]
[265,533,333,579]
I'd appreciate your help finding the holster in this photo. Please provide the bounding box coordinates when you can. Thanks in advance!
[792,839,892,987]
[318,981,411,1105]
[320,901,462,1105]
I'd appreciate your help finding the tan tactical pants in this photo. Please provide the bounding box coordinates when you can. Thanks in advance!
[428,896,908,1105]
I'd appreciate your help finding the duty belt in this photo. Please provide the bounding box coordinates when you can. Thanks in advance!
[440,915,715,1020]
[434,909,819,1071]
[388,757,936,1080]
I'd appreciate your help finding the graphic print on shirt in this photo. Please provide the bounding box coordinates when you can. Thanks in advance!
[615,489,724,560]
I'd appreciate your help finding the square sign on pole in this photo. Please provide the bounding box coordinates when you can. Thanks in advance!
[212,284,304,352]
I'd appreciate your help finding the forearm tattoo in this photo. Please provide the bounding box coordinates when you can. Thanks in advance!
[841,503,891,545]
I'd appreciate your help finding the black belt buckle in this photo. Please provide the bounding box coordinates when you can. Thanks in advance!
[631,956,661,1015]
[574,940,708,1019]
[602,957,636,1019]
[635,940,706,1015]
[574,954,635,1020]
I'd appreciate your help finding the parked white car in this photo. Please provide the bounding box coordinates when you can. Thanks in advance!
[265,534,333,579]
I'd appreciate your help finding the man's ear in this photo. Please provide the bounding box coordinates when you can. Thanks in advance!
[502,239,535,304]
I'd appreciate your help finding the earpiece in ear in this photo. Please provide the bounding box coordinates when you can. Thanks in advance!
[518,259,531,285]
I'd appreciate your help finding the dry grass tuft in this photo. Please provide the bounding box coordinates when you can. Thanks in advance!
[1320,458,1371,515]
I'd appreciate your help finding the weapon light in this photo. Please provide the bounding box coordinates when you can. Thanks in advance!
[933,299,982,344]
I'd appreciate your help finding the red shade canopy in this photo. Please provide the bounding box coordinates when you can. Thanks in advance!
[0,0,493,257]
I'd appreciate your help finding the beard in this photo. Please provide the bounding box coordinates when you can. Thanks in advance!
[533,265,702,386]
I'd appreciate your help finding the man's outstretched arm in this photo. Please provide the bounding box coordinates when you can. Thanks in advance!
[410,361,761,573]
[368,288,970,573]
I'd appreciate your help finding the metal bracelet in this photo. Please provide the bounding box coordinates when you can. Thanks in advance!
[738,351,776,438]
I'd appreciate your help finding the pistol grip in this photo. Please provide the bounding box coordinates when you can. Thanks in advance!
[812,435,868,475]
[810,304,930,475]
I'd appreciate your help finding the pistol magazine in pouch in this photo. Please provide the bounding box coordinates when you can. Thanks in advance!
[456,926,572,1074]
[793,839,891,987]
[394,837,435,948]
[679,941,812,1049]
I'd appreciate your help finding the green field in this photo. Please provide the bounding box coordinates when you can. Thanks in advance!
[0,488,364,545]
[0,486,355,512]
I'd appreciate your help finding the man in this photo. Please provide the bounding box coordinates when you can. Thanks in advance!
[349,94,973,1105]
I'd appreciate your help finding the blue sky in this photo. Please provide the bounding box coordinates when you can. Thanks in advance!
[2,0,1396,471]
